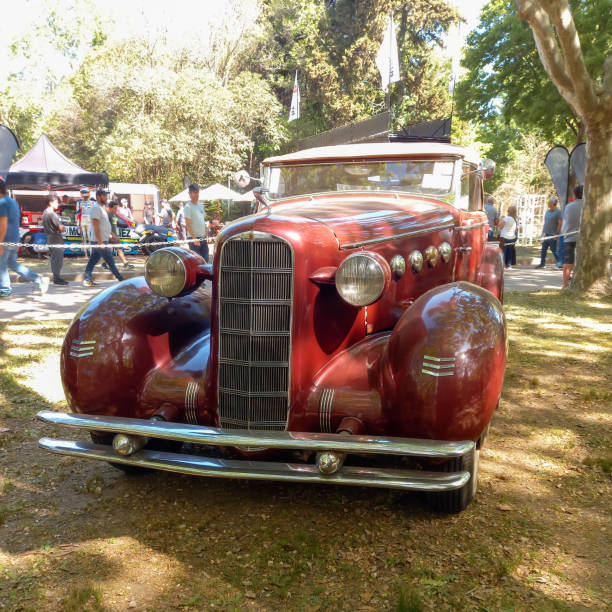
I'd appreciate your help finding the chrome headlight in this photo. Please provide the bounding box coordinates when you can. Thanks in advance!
[145,248,187,297]
[335,253,389,307]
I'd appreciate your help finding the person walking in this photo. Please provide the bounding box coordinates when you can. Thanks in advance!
[76,186,94,254]
[0,179,49,297]
[102,200,134,271]
[184,184,209,262]
[41,195,68,285]
[175,201,187,242]
[484,196,500,240]
[83,189,124,287]
[160,199,175,229]
[562,185,583,288]
[535,195,563,268]
[498,205,518,269]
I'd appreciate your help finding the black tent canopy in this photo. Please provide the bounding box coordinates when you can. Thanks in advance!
[5,133,108,190]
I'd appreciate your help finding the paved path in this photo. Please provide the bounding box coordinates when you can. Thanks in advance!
[0,265,564,322]
[503,264,563,292]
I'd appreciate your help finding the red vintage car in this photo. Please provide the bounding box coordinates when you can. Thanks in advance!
[37,141,506,513]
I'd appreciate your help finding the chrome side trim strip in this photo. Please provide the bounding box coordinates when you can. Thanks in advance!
[38,438,471,492]
[319,388,334,433]
[36,411,474,458]
[455,221,488,231]
[422,356,455,377]
[339,221,455,250]
[422,369,455,377]
[185,381,199,425]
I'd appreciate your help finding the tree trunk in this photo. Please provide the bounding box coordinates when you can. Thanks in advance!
[571,125,612,294]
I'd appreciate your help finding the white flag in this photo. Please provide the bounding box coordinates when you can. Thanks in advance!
[288,71,300,122]
[376,13,400,92]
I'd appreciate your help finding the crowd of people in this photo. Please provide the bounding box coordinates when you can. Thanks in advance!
[484,187,583,288]
[2,175,586,297]
[0,181,216,297]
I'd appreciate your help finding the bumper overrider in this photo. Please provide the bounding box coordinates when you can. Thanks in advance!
[36,411,474,492]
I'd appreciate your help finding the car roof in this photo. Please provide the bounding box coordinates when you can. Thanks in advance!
[263,142,482,166]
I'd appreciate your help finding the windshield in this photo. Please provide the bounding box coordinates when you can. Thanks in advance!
[264,160,456,200]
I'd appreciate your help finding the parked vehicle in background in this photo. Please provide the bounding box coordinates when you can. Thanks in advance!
[37,139,504,513]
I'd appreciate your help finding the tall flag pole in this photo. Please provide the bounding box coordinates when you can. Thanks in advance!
[288,70,300,122]
[376,12,400,129]
[376,12,400,91]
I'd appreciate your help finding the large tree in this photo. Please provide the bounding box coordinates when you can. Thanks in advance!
[456,0,610,162]
[517,0,612,294]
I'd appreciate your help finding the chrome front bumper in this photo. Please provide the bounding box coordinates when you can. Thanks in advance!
[36,411,474,492]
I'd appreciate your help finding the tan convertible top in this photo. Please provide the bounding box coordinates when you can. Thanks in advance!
[264,142,482,166]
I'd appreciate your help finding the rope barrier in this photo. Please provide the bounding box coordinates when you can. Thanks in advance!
[0,237,211,250]
[535,231,578,242]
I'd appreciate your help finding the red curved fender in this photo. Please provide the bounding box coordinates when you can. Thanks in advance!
[61,278,211,419]
[379,281,506,441]
[309,282,506,442]
[477,243,504,301]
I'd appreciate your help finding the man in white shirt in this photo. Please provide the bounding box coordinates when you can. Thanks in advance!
[83,189,125,286]
[184,184,209,262]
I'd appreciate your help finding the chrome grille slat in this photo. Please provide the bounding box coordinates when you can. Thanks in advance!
[218,236,293,431]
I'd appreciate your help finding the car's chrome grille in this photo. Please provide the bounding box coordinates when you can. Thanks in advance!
[218,235,293,431]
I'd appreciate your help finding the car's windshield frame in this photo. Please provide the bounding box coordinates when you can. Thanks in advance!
[263,157,462,203]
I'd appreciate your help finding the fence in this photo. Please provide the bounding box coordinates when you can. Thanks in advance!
[500,194,547,246]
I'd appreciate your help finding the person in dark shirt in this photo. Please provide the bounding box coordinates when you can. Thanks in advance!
[41,195,68,285]
[535,196,563,268]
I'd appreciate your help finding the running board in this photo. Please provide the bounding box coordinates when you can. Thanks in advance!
[36,411,474,459]
[38,438,471,492]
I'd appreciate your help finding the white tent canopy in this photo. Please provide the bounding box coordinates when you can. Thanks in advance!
[169,183,241,202]
[234,189,255,202]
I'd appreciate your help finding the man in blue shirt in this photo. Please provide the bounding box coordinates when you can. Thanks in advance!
[535,196,563,268]
[484,196,499,240]
[0,179,49,297]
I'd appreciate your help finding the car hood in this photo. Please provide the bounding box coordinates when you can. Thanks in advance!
[269,194,455,248]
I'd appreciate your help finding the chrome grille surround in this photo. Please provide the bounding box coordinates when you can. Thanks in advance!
[217,232,293,431]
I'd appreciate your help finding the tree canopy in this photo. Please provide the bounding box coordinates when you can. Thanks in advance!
[1,0,462,195]
[455,0,612,147]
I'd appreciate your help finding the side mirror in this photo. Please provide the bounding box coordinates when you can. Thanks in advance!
[482,159,496,180]
[235,170,250,188]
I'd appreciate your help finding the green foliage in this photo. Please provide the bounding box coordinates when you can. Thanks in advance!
[2,0,462,192]
[258,0,460,139]
[45,40,286,197]
[456,0,612,146]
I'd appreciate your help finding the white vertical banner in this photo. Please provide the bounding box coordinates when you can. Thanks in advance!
[448,23,461,93]
[288,70,300,122]
[376,13,400,92]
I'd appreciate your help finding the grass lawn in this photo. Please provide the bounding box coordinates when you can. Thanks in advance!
[0,291,610,611]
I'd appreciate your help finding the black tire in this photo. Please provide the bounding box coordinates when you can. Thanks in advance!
[426,448,479,514]
[89,432,182,475]
[139,233,166,256]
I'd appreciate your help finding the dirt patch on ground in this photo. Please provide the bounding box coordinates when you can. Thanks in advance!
[0,291,610,611]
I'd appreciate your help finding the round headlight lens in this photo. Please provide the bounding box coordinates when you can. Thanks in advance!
[336,253,386,306]
[145,248,187,297]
